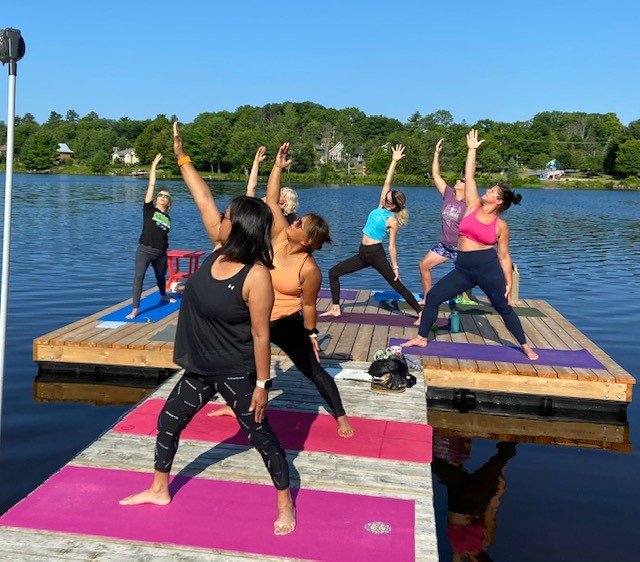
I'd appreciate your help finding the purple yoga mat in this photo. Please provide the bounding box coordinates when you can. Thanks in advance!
[389,338,606,369]
[322,312,449,330]
[0,466,415,561]
[317,288,358,300]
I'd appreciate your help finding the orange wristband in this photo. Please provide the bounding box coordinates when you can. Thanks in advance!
[177,155,192,167]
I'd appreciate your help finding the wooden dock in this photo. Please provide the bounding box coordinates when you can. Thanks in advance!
[33,288,635,407]
[1,361,438,560]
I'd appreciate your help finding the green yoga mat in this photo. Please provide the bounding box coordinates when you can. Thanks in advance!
[384,300,546,317]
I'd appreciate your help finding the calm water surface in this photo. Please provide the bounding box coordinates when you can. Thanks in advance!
[0,174,638,560]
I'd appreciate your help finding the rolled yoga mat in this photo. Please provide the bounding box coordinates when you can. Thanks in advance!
[0,465,416,562]
[115,399,432,464]
[388,338,605,369]
[101,293,181,324]
[317,288,358,300]
[319,311,449,330]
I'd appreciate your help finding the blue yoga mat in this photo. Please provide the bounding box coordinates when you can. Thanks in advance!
[388,338,605,369]
[101,293,182,324]
[373,290,422,303]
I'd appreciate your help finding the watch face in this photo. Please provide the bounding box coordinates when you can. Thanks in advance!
[264,379,273,390]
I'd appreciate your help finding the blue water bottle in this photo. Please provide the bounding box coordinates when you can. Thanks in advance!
[450,309,460,333]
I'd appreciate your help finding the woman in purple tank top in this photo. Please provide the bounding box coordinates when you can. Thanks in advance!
[418,139,467,300]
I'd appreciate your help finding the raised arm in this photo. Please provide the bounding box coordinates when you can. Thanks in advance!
[246,146,267,197]
[265,142,293,241]
[378,144,405,207]
[464,129,484,210]
[432,139,447,196]
[144,153,163,203]
[173,121,222,246]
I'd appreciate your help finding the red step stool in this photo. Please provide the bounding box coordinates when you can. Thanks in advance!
[166,249,206,292]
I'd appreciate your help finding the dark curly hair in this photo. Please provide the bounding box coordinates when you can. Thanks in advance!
[495,183,522,213]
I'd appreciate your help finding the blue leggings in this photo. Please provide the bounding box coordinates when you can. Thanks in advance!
[417,248,527,345]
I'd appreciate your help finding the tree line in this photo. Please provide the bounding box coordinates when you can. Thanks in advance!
[1,104,640,179]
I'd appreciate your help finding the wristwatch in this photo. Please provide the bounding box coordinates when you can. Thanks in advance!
[305,327,320,336]
[255,378,273,390]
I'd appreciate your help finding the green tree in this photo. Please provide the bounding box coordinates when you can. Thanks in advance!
[187,112,233,172]
[65,109,79,123]
[290,139,316,173]
[477,148,505,173]
[506,157,519,180]
[135,115,173,165]
[366,150,391,174]
[226,128,268,173]
[74,128,119,161]
[615,140,640,177]
[20,131,58,170]
[88,149,111,173]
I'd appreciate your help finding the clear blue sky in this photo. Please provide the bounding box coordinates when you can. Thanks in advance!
[2,0,639,125]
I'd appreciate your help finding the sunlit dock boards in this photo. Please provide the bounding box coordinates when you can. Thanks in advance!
[2,362,437,560]
[34,289,635,408]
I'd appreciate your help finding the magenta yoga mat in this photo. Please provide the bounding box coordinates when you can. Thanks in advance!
[323,312,449,330]
[0,466,416,561]
[389,338,606,369]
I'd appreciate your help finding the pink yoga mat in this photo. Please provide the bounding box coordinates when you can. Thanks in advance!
[115,399,432,463]
[0,466,415,561]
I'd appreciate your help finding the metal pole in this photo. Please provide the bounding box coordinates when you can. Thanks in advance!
[0,65,17,445]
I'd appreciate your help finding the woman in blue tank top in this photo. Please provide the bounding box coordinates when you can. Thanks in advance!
[321,144,422,318]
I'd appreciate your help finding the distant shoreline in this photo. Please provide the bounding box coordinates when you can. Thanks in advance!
[2,167,639,190]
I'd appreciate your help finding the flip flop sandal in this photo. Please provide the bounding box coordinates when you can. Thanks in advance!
[371,373,407,393]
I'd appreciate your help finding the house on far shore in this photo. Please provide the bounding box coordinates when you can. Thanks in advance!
[0,144,7,162]
[112,147,139,166]
[57,143,74,161]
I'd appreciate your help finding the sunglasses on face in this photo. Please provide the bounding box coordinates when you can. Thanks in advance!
[459,179,465,184]
[292,218,303,229]
[157,193,170,199]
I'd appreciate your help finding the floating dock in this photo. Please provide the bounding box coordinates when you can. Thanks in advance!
[33,288,635,409]
[1,360,437,560]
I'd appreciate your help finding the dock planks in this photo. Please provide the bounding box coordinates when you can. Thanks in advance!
[34,289,635,405]
[1,362,438,561]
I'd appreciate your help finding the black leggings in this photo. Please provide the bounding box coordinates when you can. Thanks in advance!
[328,243,421,313]
[270,312,346,418]
[132,244,167,308]
[155,371,290,490]
[417,248,527,345]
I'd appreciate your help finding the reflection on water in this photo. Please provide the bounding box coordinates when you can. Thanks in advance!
[1,174,639,559]
[433,434,516,561]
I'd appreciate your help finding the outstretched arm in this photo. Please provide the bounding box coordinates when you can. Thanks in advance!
[496,220,514,304]
[432,139,447,196]
[246,146,266,197]
[144,153,163,203]
[300,259,323,362]
[265,142,293,241]
[173,121,222,246]
[464,129,484,210]
[378,144,405,207]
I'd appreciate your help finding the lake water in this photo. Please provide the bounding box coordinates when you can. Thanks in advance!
[0,174,638,560]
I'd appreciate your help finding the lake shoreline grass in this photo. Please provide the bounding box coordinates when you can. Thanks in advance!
[2,164,639,190]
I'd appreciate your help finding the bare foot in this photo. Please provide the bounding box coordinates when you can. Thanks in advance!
[125,308,139,320]
[337,416,355,438]
[401,335,428,348]
[522,344,539,361]
[319,305,341,318]
[413,311,422,327]
[119,487,171,506]
[274,503,296,536]
[207,405,235,418]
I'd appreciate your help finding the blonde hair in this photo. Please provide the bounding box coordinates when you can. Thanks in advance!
[392,191,408,226]
[280,187,299,216]
[157,192,172,212]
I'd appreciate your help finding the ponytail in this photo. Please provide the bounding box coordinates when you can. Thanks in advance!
[390,190,408,226]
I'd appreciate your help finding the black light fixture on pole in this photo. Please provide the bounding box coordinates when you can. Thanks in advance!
[0,28,26,446]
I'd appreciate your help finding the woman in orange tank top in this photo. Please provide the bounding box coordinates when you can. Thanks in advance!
[403,129,538,361]
[211,143,354,438]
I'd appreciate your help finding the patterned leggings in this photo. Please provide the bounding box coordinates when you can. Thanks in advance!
[155,371,290,490]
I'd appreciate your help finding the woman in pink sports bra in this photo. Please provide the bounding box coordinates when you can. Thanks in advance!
[403,129,538,361]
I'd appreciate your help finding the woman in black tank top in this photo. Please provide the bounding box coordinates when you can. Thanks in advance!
[119,122,297,536]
